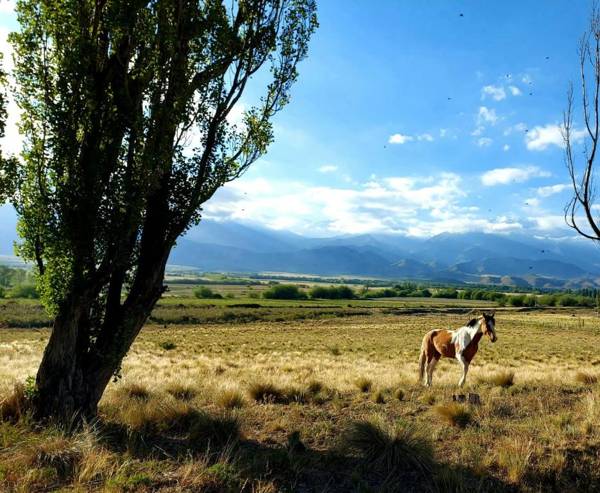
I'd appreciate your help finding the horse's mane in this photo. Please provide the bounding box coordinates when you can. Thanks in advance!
[466,318,478,327]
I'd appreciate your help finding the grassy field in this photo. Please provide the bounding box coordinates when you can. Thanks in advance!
[1,302,600,491]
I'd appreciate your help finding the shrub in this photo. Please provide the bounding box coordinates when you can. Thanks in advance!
[355,377,373,393]
[262,284,307,300]
[7,284,39,299]
[309,285,355,299]
[434,403,472,428]
[340,419,433,475]
[194,286,223,299]
[433,288,458,299]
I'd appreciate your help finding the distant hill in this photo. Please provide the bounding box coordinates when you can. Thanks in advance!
[168,220,600,288]
[1,204,599,288]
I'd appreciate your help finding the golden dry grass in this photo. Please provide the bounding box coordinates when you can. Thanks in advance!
[0,308,600,491]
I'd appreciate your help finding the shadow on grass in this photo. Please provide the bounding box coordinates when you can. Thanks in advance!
[94,417,517,493]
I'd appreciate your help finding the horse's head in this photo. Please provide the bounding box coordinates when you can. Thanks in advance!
[480,312,497,342]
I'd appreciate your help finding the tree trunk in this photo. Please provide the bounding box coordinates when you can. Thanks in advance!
[33,259,169,423]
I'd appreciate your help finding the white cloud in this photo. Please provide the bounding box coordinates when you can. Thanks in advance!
[318,165,338,173]
[536,183,569,197]
[471,126,484,136]
[522,74,533,84]
[481,166,551,186]
[439,128,447,138]
[203,173,483,236]
[477,106,499,125]
[477,137,493,147]
[528,215,567,231]
[524,197,540,208]
[503,122,527,136]
[508,85,522,96]
[388,133,413,144]
[0,27,22,158]
[388,132,434,144]
[0,0,14,14]
[481,85,506,101]
[503,144,510,151]
[525,123,586,151]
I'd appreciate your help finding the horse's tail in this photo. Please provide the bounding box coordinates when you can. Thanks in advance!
[418,333,429,383]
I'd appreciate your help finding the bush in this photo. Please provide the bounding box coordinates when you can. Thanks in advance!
[8,284,39,299]
[309,285,355,299]
[193,286,223,299]
[433,288,458,299]
[262,284,307,300]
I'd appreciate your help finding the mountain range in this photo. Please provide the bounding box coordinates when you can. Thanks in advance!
[169,219,600,288]
[1,203,599,288]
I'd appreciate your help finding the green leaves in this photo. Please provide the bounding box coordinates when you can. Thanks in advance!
[3,0,317,342]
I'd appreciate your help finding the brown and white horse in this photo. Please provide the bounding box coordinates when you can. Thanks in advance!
[418,312,497,387]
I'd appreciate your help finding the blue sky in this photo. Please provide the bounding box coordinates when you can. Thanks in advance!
[0,1,597,238]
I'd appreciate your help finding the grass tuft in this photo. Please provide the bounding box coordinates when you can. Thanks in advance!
[434,403,472,428]
[478,370,515,388]
[158,340,177,351]
[123,383,151,401]
[248,382,287,404]
[166,383,197,401]
[216,389,246,409]
[354,377,372,393]
[0,383,27,422]
[372,390,385,404]
[393,388,405,401]
[189,412,242,448]
[340,419,433,476]
[575,371,598,385]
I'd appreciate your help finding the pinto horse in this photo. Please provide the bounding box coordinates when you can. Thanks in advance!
[418,312,497,387]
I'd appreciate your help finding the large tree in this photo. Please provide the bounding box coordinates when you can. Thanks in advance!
[0,0,316,421]
[564,7,600,243]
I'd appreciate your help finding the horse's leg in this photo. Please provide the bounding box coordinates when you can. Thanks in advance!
[426,356,439,387]
[456,352,469,387]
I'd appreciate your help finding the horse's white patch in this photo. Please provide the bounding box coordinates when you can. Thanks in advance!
[451,321,482,352]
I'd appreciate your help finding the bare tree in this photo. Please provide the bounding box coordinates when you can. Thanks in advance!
[564,7,600,242]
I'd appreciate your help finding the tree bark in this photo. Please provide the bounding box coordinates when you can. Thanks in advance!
[33,252,170,423]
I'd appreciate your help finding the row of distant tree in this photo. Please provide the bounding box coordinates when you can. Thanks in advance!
[253,283,600,307]
[0,266,39,299]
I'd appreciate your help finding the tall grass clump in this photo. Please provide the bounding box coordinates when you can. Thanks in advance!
[340,419,433,476]
[248,382,287,404]
[354,377,372,393]
[575,371,598,385]
[478,370,515,388]
[216,389,246,409]
[434,403,472,428]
